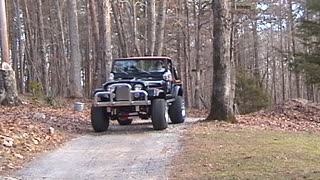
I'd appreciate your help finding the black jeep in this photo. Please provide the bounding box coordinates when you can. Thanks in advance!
[91,57,185,132]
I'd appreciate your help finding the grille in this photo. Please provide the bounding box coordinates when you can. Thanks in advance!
[115,86,130,101]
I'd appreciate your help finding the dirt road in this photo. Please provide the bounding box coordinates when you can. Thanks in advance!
[9,118,198,180]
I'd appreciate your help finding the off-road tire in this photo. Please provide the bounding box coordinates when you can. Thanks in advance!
[117,119,133,125]
[169,96,185,124]
[91,106,109,132]
[151,99,168,130]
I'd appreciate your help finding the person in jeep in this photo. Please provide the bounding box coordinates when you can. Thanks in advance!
[149,60,165,72]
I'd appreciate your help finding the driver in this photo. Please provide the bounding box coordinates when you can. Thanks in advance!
[150,61,165,72]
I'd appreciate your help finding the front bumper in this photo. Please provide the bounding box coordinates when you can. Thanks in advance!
[93,90,151,107]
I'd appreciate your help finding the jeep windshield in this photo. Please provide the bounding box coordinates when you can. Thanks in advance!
[112,59,167,78]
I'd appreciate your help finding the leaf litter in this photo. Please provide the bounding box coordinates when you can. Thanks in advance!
[1,98,320,176]
[238,99,320,132]
[0,97,91,175]
[189,99,320,132]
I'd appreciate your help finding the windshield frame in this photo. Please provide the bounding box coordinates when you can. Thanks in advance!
[111,58,170,77]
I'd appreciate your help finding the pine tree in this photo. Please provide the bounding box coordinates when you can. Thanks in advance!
[297,0,320,85]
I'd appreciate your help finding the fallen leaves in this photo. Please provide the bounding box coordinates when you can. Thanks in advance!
[1,97,319,176]
[1,135,14,148]
[0,97,91,175]
[186,98,320,133]
[238,99,320,132]
[187,109,208,118]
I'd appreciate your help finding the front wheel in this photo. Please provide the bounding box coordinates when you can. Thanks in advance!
[91,106,109,132]
[169,96,185,124]
[151,99,168,130]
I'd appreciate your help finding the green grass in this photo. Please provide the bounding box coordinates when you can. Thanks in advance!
[171,127,320,180]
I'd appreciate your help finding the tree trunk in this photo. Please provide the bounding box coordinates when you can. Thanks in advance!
[154,0,167,56]
[0,0,20,105]
[193,0,201,109]
[55,0,68,97]
[272,55,277,104]
[37,0,49,95]
[176,0,182,73]
[14,0,25,94]
[67,0,82,97]
[206,0,236,122]
[279,2,286,102]
[183,0,191,108]
[111,1,128,57]
[98,0,112,83]
[0,0,10,65]
[252,12,260,85]
[89,0,101,89]
[230,0,237,113]
[128,0,141,56]
[85,0,92,97]
[146,0,156,56]
[0,70,20,105]
[288,0,300,98]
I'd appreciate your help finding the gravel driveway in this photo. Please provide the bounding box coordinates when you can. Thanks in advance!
[8,118,198,180]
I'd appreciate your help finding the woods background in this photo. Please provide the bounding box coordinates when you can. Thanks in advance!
[0,0,319,113]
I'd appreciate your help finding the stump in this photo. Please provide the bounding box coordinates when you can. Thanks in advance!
[0,69,20,105]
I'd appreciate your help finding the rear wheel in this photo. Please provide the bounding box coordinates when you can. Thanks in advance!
[151,99,168,130]
[169,96,185,124]
[91,106,109,132]
[117,119,133,125]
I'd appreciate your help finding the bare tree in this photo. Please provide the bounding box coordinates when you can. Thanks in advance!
[98,0,112,83]
[193,0,202,109]
[154,0,167,56]
[37,0,49,95]
[89,0,101,89]
[13,0,25,94]
[207,0,236,121]
[67,0,82,97]
[55,0,68,97]
[128,0,141,56]
[288,0,300,98]
[146,0,156,56]
[0,0,20,105]
[112,1,129,57]
[0,0,9,65]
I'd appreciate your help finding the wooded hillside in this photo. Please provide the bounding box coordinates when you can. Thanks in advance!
[0,0,319,111]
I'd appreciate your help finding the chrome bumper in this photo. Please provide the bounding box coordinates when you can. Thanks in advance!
[93,90,151,107]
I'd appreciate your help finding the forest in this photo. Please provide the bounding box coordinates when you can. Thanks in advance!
[1,0,320,178]
[1,0,320,113]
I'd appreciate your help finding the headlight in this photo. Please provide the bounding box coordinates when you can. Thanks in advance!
[107,85,115,92]
[134,84,143,90]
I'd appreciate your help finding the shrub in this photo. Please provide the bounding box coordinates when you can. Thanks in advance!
[28,81,43,98]
[235,72,270,114]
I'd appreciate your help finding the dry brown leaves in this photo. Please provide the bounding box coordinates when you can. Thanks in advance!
[238,99,320,132]
[1,97,319,175]
[0,97,91,175]
[187,109,208,118]
[187,99,320,133]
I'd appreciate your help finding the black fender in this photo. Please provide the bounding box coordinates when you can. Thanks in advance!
[173,85,183,98]
[92,88,105,97]
[147,89,166,99]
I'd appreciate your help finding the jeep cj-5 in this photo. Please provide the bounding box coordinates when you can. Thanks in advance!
[91,57,186,132]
